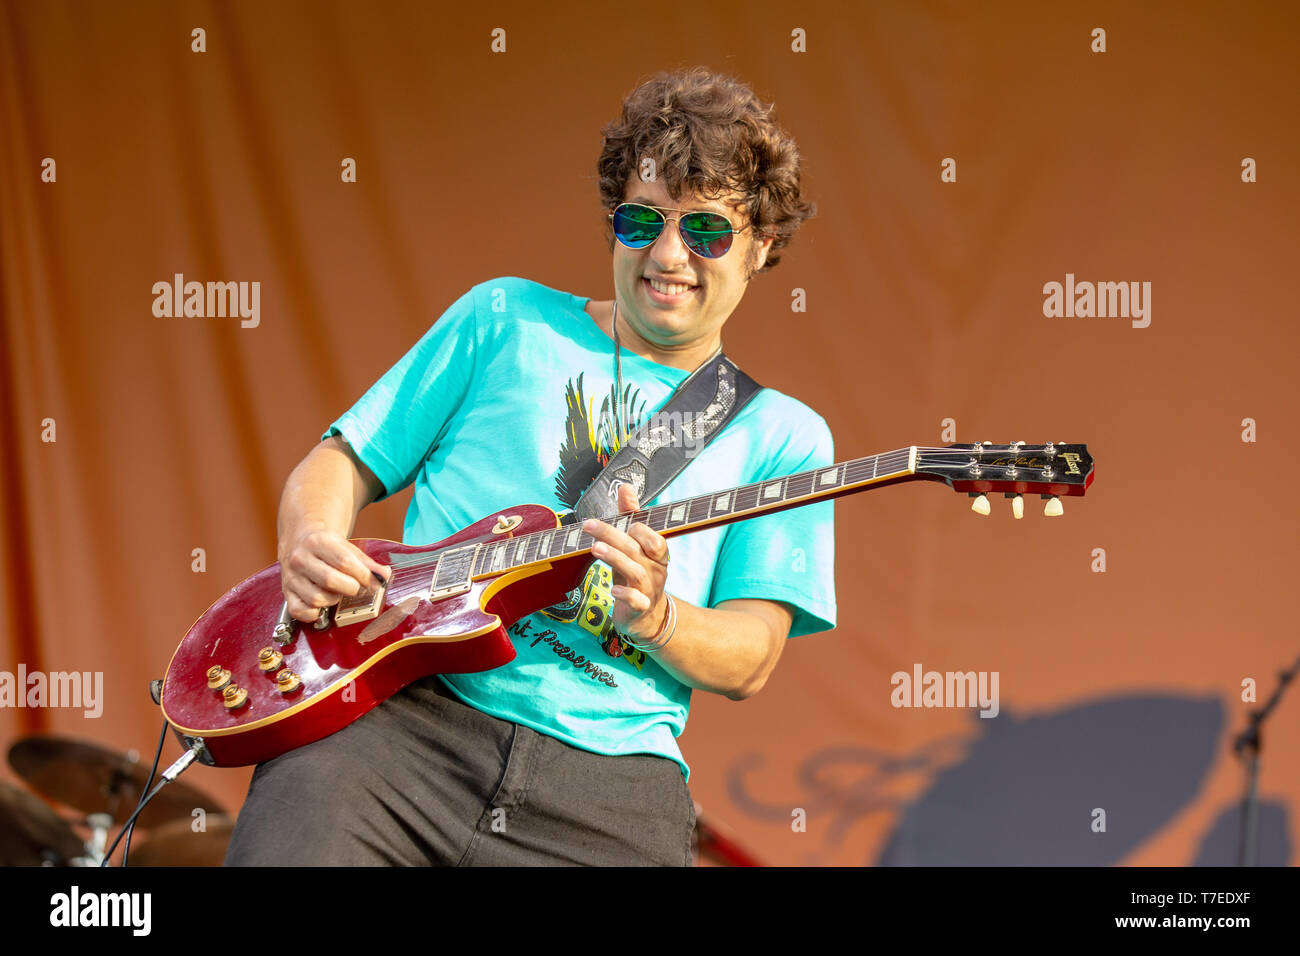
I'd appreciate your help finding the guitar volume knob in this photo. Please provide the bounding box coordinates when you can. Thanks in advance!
[274,669,302,694]
[222,685,248,709]
[257,647,284,671]
[206,666,232,691]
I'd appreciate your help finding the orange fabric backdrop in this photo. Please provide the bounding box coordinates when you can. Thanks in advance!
[2,0,1296,865]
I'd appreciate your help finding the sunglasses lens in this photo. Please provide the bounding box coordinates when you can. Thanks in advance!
[611,204,736,258]
[612,204,664,248]
[680,212,734,258]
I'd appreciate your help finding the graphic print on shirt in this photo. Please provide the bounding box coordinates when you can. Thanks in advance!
[541,372,650,669]
[553,371,645,508]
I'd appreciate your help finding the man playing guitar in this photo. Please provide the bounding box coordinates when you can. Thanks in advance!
[223,66,836,866]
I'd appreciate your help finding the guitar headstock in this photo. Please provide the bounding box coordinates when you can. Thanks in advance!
[915,442,1094,518]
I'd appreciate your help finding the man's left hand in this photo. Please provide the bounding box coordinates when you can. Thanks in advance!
[583,483,671,642]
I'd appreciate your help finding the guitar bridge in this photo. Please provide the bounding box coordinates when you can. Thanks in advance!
[334,579,389,627]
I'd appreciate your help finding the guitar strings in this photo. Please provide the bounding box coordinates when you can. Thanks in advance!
[368,445,1077,602]
[374,451,910,600]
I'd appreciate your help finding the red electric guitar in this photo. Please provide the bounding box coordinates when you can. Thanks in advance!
[161,442,1094,767]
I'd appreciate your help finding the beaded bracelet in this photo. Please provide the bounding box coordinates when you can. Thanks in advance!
[627,594,677,652]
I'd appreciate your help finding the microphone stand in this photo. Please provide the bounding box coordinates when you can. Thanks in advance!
[1233,652,1300,866]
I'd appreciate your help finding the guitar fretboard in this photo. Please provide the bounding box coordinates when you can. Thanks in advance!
[466,446,916,577]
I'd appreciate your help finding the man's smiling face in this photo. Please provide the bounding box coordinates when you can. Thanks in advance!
[610,173,773,366]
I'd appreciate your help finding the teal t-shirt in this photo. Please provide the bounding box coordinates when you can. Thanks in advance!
[323,276,836,780]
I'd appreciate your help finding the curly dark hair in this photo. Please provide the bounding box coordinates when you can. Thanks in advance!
[597,66,816,276]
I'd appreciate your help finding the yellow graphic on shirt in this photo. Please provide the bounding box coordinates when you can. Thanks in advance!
[540,562,648,670]
[554,372,646,515]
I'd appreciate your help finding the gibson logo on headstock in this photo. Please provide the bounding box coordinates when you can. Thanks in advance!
[1062,453,1082,475]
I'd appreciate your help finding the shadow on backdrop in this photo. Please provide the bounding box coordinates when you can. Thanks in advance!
[728,694,1236,865]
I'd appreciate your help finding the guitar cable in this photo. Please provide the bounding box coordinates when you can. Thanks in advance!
[118,717,168,867]
[98,681,204,866]
[99,736,205,866]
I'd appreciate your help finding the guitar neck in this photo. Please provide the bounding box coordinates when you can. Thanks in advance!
[464,447,918,579]
[625,446,916,542]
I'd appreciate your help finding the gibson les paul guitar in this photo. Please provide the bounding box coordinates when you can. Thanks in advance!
[161,442,1094,767]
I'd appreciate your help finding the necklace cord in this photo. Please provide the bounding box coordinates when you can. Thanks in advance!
[612,301,623,443]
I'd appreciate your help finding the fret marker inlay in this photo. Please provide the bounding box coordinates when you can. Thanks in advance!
[763,482,782,499]
[714,493,731,511]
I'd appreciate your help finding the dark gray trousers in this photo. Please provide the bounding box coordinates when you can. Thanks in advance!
[223,676,695,866]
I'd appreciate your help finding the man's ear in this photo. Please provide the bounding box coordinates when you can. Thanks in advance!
[748,233,774,278]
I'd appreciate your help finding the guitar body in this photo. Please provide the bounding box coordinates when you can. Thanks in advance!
[161,504,594,767]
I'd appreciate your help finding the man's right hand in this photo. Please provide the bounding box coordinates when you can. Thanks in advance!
[279,526,392,623]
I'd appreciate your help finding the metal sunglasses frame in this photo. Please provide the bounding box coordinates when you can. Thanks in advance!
[607,201,754,259]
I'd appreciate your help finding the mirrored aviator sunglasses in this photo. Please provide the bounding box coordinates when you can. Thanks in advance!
[609,202,737,259]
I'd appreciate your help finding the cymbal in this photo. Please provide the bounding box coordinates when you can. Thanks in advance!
[8,735,224,829]
[129,815,235,867]
[0,781,84,866]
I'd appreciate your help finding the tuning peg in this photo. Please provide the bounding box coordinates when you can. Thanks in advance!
[969,493,991,516]
[1043,496,1064,517]
[1010,494,1024,519]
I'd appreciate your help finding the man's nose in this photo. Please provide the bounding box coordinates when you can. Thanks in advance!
[650,217,691,265]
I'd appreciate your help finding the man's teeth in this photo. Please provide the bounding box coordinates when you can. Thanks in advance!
[648,278,694,296]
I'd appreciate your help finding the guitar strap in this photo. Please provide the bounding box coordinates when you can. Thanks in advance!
[565,348,763,524]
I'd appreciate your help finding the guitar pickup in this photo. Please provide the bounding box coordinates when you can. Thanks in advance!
[429,546,475,601]
[334,579,389,627]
